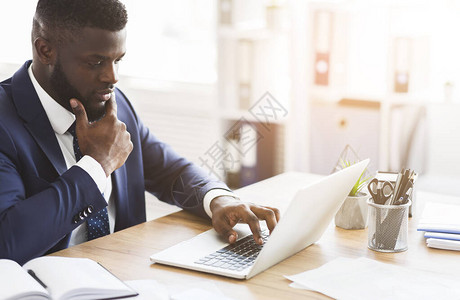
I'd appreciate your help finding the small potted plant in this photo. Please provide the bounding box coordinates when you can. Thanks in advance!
[334,159,371,230]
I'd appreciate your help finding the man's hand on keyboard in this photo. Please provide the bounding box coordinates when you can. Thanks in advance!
[210,196,280,245]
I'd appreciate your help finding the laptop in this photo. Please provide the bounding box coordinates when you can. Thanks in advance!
[150,159,369,279]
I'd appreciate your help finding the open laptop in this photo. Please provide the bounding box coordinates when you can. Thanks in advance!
[150,159,369,279]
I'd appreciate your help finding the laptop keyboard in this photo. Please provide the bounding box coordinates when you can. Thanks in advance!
[194,229,269,272]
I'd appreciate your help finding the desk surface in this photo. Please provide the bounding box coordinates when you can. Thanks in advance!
[51,172,460,299]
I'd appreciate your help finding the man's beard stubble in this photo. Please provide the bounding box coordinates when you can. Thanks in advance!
[49,60,105,122]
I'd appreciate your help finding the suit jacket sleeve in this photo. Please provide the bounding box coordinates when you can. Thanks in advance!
[118,90,231,219]
[0,64,111,264]
[0,121,107,264]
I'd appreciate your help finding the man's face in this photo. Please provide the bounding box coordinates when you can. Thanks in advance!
[50,27,126,122]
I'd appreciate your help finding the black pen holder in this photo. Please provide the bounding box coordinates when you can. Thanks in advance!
[367,198,411,252]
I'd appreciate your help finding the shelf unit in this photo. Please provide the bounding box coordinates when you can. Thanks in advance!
[217,1,291,188]
[217,0,436,185]
[299,0,432,174]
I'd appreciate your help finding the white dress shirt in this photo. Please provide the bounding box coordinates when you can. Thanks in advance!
[27,64,236,247]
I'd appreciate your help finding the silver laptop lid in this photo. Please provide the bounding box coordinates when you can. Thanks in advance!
[247,159,369,278]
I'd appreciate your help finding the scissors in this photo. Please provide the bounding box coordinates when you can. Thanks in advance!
[367,178,394,205]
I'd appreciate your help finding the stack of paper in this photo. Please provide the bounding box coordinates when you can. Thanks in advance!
[417,202,460,250]
[285,257,460,300]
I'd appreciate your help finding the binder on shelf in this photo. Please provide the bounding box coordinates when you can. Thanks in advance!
[237,39,253,110]
[219,0,232,25]
[393,37,411,93]
[239,122,258,186]
[223,120,282,188]
[266,4,287,31]
[224,134,242,190]
[219,0,266,28]
[313,10,333,86]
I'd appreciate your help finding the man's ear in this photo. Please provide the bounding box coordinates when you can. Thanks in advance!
[33,37,56,65]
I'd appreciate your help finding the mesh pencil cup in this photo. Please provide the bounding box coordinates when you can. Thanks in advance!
[367,198,411,252]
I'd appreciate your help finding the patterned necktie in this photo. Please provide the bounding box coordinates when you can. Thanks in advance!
[68,122,110,240]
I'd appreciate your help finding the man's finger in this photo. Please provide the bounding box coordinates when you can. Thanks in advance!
[263,206,281,222]
[238,206,263,244]
[213,216,239,244]
[250,205,278,233]
[104,92,117,116]
[70,98,88,126]
[222,228,238,244]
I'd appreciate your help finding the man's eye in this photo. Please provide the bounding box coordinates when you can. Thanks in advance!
[89,61,103,66]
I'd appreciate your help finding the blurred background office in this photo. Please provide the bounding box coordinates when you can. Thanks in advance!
[2,0,460,210]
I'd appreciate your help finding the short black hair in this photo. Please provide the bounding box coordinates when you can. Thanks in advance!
[32,0,128,44]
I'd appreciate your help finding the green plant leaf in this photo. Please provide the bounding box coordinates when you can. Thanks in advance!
[341,160,371,196]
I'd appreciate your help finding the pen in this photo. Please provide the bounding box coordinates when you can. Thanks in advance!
[27,269,47,289]
[392,169,403,204]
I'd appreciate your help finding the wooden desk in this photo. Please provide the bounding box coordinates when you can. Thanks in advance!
[51,172,460,299]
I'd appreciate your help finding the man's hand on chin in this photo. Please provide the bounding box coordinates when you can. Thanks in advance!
[210,196,280,245]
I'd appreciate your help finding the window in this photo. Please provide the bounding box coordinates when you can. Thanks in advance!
[0,0,217,85]
[122,1,217,84]
[0,0,36,65]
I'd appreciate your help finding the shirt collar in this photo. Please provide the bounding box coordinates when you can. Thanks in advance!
[28,63,75,135]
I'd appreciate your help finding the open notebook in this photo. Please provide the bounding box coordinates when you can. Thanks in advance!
[0,256,137,300]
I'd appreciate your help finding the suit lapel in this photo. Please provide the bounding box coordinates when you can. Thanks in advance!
[11,62,131,233]
[11,61,67,175]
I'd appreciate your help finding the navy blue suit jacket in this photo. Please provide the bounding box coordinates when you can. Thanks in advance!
[0,61,230,264]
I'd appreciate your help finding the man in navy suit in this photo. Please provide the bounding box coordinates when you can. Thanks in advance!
[0,0,280,265]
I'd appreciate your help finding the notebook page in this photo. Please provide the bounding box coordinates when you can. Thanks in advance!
[23,257,134,300]
[0,259,48,300]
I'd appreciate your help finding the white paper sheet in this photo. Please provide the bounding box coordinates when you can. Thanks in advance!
[169,281,234,300]
[417,202,460,234]
[285,257,460,300]
[427,238,460,251]
[171,287,234,300]
[124,279,234,300]
[424,231,460,241]
[124,280,169,300]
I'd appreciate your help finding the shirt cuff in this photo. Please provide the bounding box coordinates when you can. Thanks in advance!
[74,155,108,194]
[203,189,240,218]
